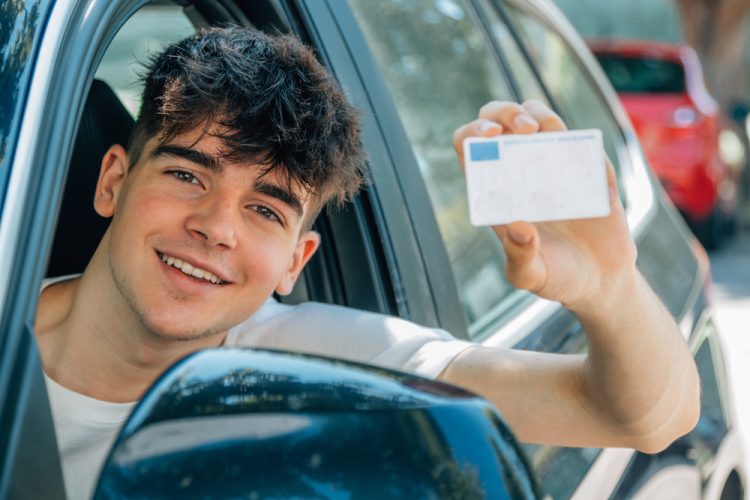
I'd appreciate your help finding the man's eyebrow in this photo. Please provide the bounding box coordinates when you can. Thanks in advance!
[254,181,304,217]
[151,144,222,173]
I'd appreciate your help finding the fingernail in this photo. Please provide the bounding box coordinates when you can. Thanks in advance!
[514,114,536,130]
[508,228,532,245]
[478,120,501,133]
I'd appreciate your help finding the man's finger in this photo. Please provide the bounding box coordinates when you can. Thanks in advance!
[521,100,567,132]
[479,101,540,134]
[496,222,547,292]
[452,119,504,168]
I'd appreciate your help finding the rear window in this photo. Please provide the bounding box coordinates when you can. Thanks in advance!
[595,55,685,93]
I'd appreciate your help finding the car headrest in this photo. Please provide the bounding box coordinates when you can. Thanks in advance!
[47,79,135,277]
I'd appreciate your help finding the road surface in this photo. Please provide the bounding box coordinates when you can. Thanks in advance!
[709,229,750,497]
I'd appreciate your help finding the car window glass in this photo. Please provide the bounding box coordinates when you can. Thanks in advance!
[95,3,195,116]
[0,1,45,207]
[348,0,535,337]
[476,0,549,105]
[502,1,629,201]
[595,55,685,94]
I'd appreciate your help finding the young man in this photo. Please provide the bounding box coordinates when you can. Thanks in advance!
[35,27,699,499]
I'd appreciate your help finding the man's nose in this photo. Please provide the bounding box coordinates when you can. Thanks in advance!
[185,196,239,249]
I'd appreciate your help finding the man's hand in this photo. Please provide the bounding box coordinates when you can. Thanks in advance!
[452,100,636,313]
[443,100,700,453]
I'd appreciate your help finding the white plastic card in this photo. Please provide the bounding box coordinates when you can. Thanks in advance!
[464,129,610,226]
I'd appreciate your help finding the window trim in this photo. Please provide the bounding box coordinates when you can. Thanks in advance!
[474,0,563,114]
[467,0,524,102]
[501,0,656,237]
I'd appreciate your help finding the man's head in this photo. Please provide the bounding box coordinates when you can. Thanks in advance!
[128,26,366,224]
[91,27,366,341]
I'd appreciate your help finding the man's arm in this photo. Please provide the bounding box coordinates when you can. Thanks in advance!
[439,100,700,454]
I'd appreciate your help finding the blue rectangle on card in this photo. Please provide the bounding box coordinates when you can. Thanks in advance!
[470,142,500,161]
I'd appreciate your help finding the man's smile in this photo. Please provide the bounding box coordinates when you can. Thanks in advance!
[156,251,230,285]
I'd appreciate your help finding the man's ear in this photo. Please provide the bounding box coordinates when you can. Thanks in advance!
[275,230,321,296]
[94,144,130,218]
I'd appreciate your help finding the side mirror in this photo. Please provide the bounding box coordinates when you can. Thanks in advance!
[94,348,541,499]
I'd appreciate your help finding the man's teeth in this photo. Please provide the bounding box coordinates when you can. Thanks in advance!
[160,253,223,284]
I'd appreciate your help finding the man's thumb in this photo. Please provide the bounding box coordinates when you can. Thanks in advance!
[499,223,545,292]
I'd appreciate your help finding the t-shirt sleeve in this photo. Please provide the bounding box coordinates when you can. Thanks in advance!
[372,331,475,379]
[226,300,475,379]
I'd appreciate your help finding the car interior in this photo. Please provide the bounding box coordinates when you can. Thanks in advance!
[46,79,132,279]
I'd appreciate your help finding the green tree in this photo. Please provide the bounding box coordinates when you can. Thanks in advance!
[0,0,42,164]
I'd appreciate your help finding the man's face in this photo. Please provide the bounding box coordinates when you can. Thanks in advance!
[94,127,320,340]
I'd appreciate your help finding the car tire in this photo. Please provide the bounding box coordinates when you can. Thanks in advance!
[719,470,743,500]
[693,209,724,250]
[722,211,737,239]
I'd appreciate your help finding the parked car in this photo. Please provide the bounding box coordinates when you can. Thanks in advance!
[0,0,745,498]
[589,40,737,248]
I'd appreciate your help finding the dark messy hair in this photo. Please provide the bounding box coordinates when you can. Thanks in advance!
[127,26,366,221]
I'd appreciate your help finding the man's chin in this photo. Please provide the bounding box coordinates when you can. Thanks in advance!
[111,262,230,342]
[143,317,229,343]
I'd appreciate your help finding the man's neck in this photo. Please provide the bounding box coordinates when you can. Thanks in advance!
[35,251,227,403]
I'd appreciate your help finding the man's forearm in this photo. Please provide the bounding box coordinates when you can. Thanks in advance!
[572,270,700,453]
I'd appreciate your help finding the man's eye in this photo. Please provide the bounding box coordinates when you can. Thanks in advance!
[252,205,281,223]
[168,170,199,185]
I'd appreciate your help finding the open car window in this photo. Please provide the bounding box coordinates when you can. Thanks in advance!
[96,2,196,116]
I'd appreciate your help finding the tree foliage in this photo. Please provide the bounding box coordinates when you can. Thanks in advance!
[676,0,750,107]
[0,0,42,163]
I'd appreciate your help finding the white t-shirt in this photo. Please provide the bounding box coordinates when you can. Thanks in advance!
[43,279,473,500]
[45,375,135,500]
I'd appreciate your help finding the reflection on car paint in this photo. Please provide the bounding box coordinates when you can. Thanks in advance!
[96,349,541,499]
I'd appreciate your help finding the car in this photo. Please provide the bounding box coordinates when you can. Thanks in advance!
[0,0,745,498]
[589,40,737,249]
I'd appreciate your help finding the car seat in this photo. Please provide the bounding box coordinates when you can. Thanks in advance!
[46,79,134,277]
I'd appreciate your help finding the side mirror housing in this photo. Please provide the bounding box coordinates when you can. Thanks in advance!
[94,348,540,499]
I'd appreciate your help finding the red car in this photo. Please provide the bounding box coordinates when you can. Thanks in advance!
[590,40,735,248]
